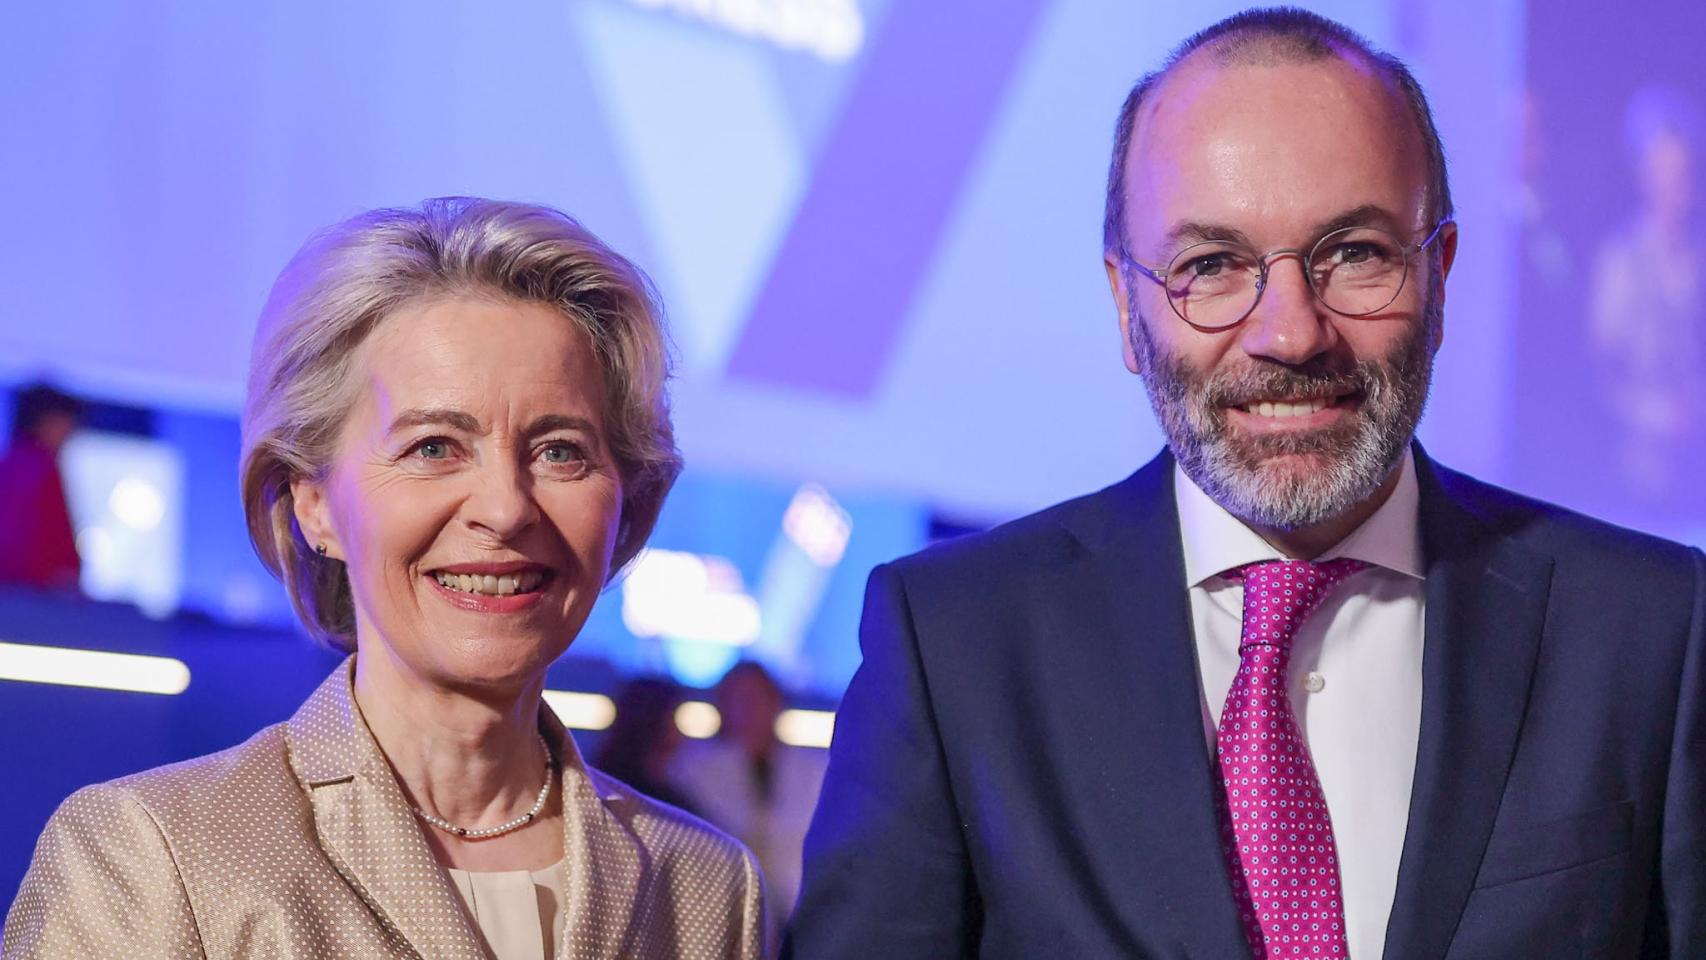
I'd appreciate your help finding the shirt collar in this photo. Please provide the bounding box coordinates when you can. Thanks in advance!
[1173,447,1425,588]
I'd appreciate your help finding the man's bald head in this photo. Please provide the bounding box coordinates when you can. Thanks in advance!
[1102,7,1451,257]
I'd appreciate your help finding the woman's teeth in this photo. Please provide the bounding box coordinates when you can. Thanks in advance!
[1242,397,1331,418]
[432,571,544,596]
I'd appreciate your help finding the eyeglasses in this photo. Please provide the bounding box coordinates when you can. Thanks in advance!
[1122,219,1453,331]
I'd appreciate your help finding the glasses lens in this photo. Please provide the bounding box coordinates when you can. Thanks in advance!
[1165,242,1259,329]
[1310,227,1408,316]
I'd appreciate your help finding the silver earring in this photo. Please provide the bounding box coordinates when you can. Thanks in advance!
[315,544,328,557]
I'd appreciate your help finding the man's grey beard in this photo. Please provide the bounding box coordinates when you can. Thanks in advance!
[1127,279,1439,531]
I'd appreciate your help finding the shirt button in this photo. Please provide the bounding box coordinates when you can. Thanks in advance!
[1304,672,1326,693]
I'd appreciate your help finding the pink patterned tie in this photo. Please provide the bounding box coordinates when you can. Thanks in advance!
[1216,558,1366,959]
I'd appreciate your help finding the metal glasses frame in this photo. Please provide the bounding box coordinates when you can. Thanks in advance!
[1122,218,1454,330]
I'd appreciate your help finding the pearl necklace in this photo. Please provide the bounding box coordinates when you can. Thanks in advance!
[411,733,554,840]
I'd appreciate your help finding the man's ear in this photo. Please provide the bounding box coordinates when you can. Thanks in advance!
[1429,221,1458,354]
[1105,253,1143,375]
[290,476,340,561]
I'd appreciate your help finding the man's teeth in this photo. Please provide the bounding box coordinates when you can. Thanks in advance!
[1243,398,1331,418]
[432,571,544,596]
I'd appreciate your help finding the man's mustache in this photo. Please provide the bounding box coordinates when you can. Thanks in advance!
[1197,362,1376,411]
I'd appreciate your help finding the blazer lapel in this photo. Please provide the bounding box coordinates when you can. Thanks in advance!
[542,708,646,960]
[285,661,487,960]
[1050,453,1251,958]
[1382,454,1553,960]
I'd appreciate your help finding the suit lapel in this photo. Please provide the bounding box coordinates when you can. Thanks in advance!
[286,661,487,960]
[1382,455,1553,960]
[1051,454,1251,958]
[285,662,662,960]
[542,708,646,960]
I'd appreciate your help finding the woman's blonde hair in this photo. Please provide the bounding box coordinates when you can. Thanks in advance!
[240,197,681,651]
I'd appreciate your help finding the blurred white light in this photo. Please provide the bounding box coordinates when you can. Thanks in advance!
[626,549,708,601]
[782,484,853,567]
[108,476,166,532]
[0,641,189,695]
[542,690,617,731]
[694,593,763,643]
[62,432,183,616]
[75,527,115,568]
[675,700,722,739]
[622,549,762,645]
[626,0,864,63]
[775,708,835,749]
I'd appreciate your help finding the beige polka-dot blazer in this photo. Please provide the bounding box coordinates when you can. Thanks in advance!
[3,661,766,959]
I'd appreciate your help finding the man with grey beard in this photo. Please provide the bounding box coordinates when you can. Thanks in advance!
[787,8,1704,960]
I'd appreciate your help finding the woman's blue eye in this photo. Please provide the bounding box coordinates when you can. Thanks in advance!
[416,440,450,459]
[541,443,582,464]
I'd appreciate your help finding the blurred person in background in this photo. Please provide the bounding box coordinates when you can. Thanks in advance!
[674,661,826,952]
[592,676,700,815]
[1590,83,1706,516]
[0,383,84,592]
[4,198,764,960]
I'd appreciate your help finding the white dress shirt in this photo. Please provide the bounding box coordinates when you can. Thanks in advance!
[1174,451,1425,960]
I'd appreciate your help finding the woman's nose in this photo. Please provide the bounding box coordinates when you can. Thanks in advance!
[461,459,541,540]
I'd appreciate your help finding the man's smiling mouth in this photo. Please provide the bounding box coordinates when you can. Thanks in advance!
[1237,397,1330,418]
[1229,391,1358,420]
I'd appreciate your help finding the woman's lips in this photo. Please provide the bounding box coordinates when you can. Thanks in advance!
[425,573,548,614]
[424,563,553,614]
[431,568,547,596]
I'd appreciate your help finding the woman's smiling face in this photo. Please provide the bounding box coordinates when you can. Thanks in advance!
[292,295,624,694]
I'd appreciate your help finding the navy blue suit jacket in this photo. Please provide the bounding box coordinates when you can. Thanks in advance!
[787,451,1705,959]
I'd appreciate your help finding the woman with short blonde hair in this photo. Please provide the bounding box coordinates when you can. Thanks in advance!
[242,197,682,650]
[5,198,765,960]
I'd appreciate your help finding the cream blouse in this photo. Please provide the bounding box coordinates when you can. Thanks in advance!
[446,859,566,960]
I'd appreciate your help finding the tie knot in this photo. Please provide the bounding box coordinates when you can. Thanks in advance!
[1234,558,1368,652]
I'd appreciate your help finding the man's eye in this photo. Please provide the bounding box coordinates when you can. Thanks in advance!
[1325,240,1399,268]
[1187,254,1231,277]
